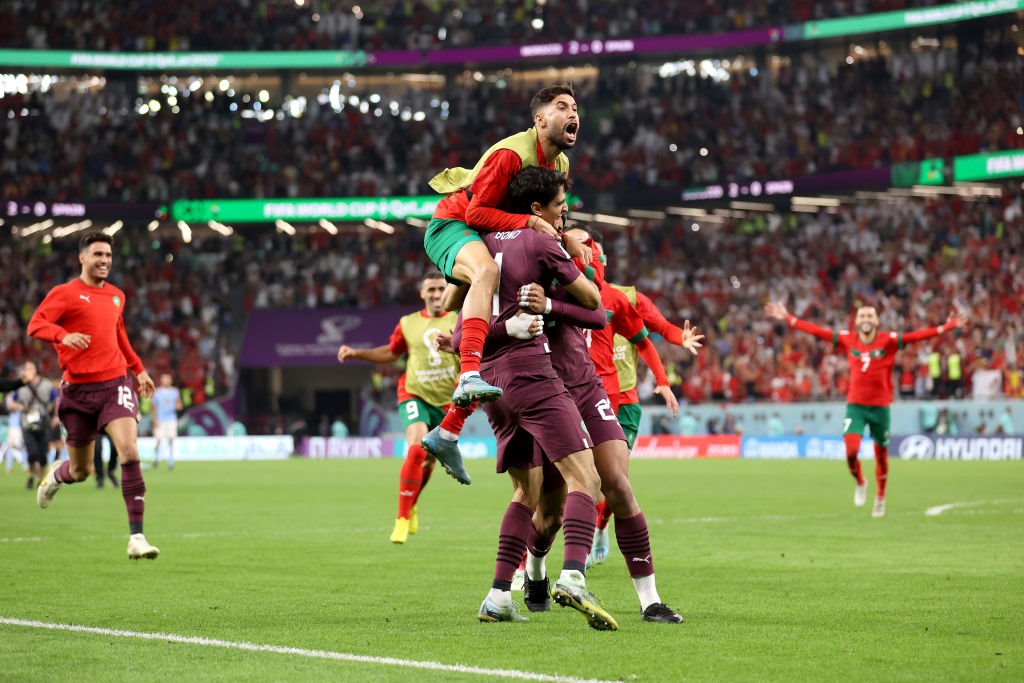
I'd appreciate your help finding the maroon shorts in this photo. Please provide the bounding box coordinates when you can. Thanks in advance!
[569,377,627,448]
[481,358,591,473]
[58,375,140,447]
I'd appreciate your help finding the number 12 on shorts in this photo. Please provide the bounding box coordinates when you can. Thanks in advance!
[118,385,136,411]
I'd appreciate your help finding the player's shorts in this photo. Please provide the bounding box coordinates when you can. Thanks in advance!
[844,403,891,448]
[424,217,483,283]
[615,401,642,451]
[399,397,447,431]
[153,418,178,441]
[569,378,627,448]
[58,375,140,448]
[482,358,591,473]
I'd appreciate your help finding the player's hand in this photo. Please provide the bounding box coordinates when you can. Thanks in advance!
[765,301,788,320]
[680,320,705,356]
[505,311,544,340]
[527,215,559,239]
[337,345,358,363]
[60,332,91,350]
[946,310,969,330]
[136,371,155,399]
[654,385,679,417]
[518,283,549,314]
[563,235,593,266]
[435,332,455,354]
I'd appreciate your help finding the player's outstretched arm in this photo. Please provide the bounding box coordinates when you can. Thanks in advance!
[766,301,835,342]
[636,292,704,355]
[337,345,399,365]
[901,310,969,344]
[518,283,606,329]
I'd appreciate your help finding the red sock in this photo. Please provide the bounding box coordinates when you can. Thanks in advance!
[439,403,475,437]
[413,461,433,506]
[459,317,489,374]
[598,501,614,530]
[120,460,146,535]
[874,443,889,499]
[843,433,865,485]
[397,444,426,519]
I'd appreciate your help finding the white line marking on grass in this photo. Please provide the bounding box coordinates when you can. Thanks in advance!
[925,501,985,517]
[0,536,44,543]
[0,617,620,683]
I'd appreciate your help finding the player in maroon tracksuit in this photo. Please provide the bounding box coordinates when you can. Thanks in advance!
[28,232,160,559]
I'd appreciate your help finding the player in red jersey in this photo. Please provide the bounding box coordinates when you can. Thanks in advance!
[766,302,967,517]
[27,232,159,559]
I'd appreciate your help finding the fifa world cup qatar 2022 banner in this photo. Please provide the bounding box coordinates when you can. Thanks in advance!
[239,306,416,367]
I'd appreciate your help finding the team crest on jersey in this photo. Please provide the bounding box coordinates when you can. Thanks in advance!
[112,295,121,308]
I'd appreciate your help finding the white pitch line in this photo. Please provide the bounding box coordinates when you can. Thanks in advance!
[0,617,620,683]
[925,501,984,517]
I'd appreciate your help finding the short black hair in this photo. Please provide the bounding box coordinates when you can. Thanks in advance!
[79,231,113,252]
[530,83,576,116]
[422,270,445,283]
[505,166,572,215]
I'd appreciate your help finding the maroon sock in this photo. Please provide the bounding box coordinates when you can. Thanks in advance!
[615,512,655,577]
[526,523,556,559]
[120,460,146,535]
[53,459,75,484]
[492,502,533,590]
[562,491,596,573]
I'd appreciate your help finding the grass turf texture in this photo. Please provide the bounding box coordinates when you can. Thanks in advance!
[1,458,1021,682]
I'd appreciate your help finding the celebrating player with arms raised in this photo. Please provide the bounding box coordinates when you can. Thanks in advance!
[766,301,967,517]
[28,232,159,559]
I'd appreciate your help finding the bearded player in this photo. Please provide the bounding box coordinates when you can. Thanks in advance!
[337,271,470,543]
[421,85,591,482]
[28,232,159,559]
[766,301,967,517]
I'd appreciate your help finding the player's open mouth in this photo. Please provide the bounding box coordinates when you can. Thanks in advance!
[564,122,578,142]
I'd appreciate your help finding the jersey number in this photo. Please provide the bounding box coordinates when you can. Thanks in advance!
[596,398,616,421]
[117,386,136,411]
[491,252,504,317]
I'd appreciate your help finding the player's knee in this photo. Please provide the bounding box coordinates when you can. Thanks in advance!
[474,258,499,290]
[600,476,635,509]
[117,443,140,463]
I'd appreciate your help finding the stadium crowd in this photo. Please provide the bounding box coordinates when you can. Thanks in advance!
[2,0,945,53]
[2,34,1021,204]
[3,187,1021,410]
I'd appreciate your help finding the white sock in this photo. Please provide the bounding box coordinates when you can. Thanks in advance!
[526,550,547,581]
[632,574,661,612]
[559,569,585,587]
[487,588,511,607]
[438,428,458,442]
[459,371,480,381]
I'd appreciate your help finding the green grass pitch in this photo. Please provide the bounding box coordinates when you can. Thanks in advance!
[1,458,1021,682]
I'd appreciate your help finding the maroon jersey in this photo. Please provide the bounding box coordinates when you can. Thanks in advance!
[480,230,582,369]
[546,287,603,390]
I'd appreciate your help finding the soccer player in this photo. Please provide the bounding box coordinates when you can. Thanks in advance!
[151,373,182,470]
[594,275,703,562]
[27,232,159,559]
[506,170,688,624]
[423,83,590,419]
[337,271,469,543]
[5,361,57,490]
[451,172,617,629]
[766,302,967,517]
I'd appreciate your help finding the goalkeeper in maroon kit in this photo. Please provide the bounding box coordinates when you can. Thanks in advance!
[766,302,967,517]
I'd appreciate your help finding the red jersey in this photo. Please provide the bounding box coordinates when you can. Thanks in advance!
[789,317,946,407]
[27,278,145,385]
[587,286,669,409]
[432,140,560,232]
[618,289,686,405]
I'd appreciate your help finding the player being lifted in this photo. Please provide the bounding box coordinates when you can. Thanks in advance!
[421,84,590,482]
[766,302,967,517]
[337,272,470,542]
[28,232,159,559]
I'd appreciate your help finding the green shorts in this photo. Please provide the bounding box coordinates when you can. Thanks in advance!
[844,404,890,447]
[616,402,642,451]
[424,217,482,283]
[399,397,447,431]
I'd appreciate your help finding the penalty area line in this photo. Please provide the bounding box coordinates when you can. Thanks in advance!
[924,501,983,517]
[0,616,619,683]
